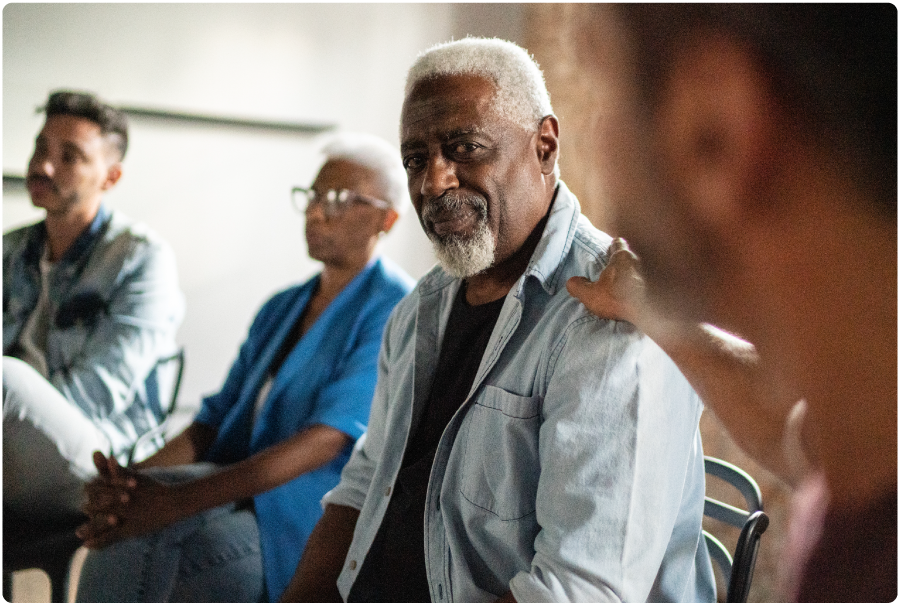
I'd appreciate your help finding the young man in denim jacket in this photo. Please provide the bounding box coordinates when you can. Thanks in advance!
[3,91,184,523]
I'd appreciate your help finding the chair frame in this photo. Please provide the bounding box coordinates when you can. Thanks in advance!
[703,455,770,603]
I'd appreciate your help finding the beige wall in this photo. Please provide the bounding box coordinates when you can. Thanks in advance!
[523,5,791,602]
[3,2,526,406]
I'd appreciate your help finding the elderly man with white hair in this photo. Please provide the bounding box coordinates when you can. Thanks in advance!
[74,132,415,603]
[284,38,714,603]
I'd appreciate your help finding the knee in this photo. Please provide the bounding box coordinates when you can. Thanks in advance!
[4,356,34,387]
[3,356,34,415]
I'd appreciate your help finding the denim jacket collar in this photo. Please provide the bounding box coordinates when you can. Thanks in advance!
[22,203,112,268]
[417,181,579,299]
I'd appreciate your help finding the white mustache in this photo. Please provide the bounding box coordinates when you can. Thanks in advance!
[421,193,487,225]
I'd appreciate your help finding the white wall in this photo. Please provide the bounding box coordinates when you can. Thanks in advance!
[3,3,525,407]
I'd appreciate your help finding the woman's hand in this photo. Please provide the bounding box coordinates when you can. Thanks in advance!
[78,452,189,548]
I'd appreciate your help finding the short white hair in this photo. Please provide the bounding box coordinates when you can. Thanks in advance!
[319,132,410,214]
[405,37,554,131]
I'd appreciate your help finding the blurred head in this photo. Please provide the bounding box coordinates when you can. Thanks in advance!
[318,132,409,215]
[27,90,129,217]
[575,4,896,323]
[401,38,560,278]
[303,135,402,270]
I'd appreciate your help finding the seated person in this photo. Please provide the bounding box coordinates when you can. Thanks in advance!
[74,133,415,602]
[3,90,184,525]
[568,5,896,601]
[283,38,713,603]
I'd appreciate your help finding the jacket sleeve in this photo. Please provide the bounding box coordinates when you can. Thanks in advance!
[51,234,184,421]
[305,291,399,442]
[509,317,705,602]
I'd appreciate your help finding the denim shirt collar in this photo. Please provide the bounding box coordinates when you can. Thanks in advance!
[417,180,580,298]
[22,204,112,267]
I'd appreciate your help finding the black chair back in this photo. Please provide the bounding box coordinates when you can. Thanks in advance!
[703,456,770,603]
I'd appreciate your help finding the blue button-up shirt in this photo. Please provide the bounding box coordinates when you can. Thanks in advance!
[195,257,414,601]
[325,182,715,602]
[3,206,185,460]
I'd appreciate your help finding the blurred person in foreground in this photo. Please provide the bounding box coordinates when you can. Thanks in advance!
[3,90,183,526]
[75,133,415,602]
[567,5,896,601]
[283,37,713,603]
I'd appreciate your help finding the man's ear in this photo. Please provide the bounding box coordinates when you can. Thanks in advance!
[381,208,400,234]
[102,162,123,191]
[536,115,560,176]
[656,33,781,233]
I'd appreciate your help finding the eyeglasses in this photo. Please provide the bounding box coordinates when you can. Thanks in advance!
[291,187,391,218]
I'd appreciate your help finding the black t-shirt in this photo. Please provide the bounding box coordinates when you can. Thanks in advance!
[348,284,505,602]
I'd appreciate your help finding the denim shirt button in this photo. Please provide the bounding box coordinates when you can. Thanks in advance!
[349,560,357,570]
[384,485,392,497]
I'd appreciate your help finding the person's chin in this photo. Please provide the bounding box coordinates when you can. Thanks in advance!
[28,193,54,210]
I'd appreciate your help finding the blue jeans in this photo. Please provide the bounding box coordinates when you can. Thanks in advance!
[75,464,265,602]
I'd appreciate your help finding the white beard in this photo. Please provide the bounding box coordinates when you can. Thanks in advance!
[429,220,496,278]
[422,194,496,278]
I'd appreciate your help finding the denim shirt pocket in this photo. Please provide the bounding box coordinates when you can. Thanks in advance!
[458,385,542,521]
[50,291,108,371]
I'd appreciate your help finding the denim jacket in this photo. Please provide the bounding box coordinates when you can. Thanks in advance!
[3,206,185,459]
[325,182,715,602]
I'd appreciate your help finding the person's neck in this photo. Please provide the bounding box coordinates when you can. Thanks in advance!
[318,256,371,302]
[43,200,101,262]
[741,172,897,512]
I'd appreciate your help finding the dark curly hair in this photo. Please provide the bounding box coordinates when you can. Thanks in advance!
[41,90,129,161]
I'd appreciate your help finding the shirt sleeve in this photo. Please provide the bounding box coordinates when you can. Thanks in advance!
[304,294,397,442]
[51,235,184,421]
[509,316,705,603]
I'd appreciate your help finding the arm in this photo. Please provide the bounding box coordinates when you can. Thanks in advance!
[566,238,806,484]
[79,423,350,548]
[132,421,217,470]
[280,504,360,602]
[292,301,411,600]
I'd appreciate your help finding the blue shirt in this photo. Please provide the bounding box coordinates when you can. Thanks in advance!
[325,183,716,602]
[194,257,414,601]
[3,206,185,460]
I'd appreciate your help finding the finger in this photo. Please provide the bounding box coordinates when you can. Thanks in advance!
[106,456,138,488]
[565,275,596,299]
[83,491,130,516]
[76,512,119,542]
[609,237,629,255]
[93,451,110,478]
[81,523,122,550]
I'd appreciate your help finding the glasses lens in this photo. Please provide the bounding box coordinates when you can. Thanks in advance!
[299,189,378,217]
[292,188,311,213]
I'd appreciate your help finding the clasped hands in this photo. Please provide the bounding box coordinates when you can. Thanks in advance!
[77,451,181,549]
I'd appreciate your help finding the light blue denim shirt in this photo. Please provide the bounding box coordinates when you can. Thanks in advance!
[3,206,185,459]
[324,183,715,602]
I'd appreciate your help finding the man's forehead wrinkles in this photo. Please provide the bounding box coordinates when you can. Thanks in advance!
[402,112,489,145]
